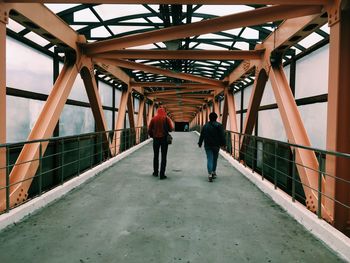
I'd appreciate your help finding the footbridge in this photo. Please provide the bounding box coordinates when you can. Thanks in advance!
[0,131,349,262]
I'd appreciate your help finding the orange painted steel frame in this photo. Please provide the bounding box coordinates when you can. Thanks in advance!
[1,0,349,236]
[325,1,350,235]
[2,0,331,4]
[83,5,322,53]
[0,10,6,206]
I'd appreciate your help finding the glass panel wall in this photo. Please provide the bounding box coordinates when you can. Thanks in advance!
[6,96,45,143]
[6,37,52,94]
[60,105,94,136]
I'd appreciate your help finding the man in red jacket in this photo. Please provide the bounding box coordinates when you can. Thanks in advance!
[148,107,173,180]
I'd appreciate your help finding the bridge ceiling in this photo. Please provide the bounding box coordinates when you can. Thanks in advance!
[5,2,330,120]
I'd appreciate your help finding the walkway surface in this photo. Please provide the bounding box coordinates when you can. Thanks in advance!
[0,132,344,263]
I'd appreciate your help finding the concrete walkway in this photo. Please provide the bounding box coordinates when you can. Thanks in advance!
[0,132,344,263]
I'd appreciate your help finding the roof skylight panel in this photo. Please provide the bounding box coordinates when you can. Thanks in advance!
[195,43,227,50]
[91,26,112,38]
[24,32,50,46]
[74,8,99,22]
[241,28,259,39]
[233,42,250,50]
[196,5,254,17]
[45,4,79,14]
[297,32,324,49]
[109,26,154,35]
[7,19,25,33]
[320,24,330,34]
[93,5,149,21]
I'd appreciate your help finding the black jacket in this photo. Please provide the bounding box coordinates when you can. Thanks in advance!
[198,121,226,148]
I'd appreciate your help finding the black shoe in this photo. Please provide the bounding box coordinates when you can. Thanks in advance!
[208,174,213,182]
[160,175,167,180]
[212,172,217,179]
[153,172,158,177]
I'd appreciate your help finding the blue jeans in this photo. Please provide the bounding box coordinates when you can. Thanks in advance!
[153,137,168,176]
[205,147,220,174]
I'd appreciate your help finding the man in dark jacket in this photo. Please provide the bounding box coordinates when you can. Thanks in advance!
[198,112,226,182]
[148,107,174,180]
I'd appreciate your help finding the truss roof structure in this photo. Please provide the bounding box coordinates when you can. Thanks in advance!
[4,1,330,121]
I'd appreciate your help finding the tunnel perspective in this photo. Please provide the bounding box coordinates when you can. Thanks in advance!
[175,122,189,132]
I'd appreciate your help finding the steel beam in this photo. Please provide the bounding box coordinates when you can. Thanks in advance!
[269,65,331,221]
[0,9,6,205]
[241,68,268,148]
[325,2,350,234]
[113,87,130,154]
[5,3,79,50]
[93,49,264,60]
[213,97,220,120]
[226,90,239,157]
[147,103,154,125]
[0,61,78,211]
[84,5,322,53]
[228,13,326,86]
[96,61,130,84]
[127,92,136,130]
[3,0,331,4]
[80,60,111,155]
[147,89,217,96]
[221,90,229,130]
[93,58,224,87]
[132,82,221,90]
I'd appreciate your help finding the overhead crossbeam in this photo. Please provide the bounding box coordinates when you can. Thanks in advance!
[84,4,323,54]
[94,58,224,87]
[3,0,330,4]
[5,3,80,50]
[93,49,265,60]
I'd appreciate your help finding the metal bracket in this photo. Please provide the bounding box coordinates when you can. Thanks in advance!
[0,5,9,25]
[326,0,341,26]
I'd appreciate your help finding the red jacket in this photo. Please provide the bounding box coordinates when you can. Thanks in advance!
[148,108,173,138]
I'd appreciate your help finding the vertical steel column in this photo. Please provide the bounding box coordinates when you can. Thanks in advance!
[0,8,7,205]
[213,95,221,121]
[240,87,244,134]
[221,89,229,130]
[226,90,238,158]
[136,98,145,144]
[147,103,154,126]
[325,2,350,234]
[113,85,130,154]
[112,85,116,133]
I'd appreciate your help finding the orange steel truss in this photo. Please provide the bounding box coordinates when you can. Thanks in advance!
[0,14,6,205]
[0,0,349,235]
[325,0,350,235]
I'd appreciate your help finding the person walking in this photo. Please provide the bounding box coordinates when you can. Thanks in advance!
[198,112,226,182]
[148,107,173,180]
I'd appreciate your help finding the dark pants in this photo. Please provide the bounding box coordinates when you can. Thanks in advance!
[153,137,168,176]
[205,146,220,174]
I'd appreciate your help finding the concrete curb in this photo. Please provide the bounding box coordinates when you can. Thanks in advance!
[219,149,350,262]
[0,138,152,231]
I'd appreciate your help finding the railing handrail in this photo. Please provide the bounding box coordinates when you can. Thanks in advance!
[0,126,147,148]
[222,129,350,159]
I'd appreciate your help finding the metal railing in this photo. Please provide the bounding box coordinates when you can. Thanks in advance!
[225,130,350,225]
[192,125,350,234]
[0,126,148,214]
